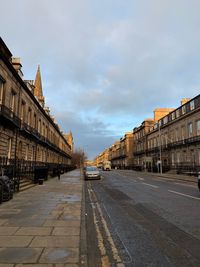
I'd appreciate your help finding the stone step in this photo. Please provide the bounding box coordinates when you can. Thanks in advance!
[19,179,36,192]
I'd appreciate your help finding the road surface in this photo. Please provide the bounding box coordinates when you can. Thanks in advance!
[84,170,200,267]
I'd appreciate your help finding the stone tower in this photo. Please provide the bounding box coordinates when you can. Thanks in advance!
[34,65,45,107]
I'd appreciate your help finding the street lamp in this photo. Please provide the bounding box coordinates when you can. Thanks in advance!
[158,122,163,174]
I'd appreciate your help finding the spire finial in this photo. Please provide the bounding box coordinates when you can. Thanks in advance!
[34,65,44,106]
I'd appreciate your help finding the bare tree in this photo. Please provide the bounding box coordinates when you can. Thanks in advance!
[71,149,87,168]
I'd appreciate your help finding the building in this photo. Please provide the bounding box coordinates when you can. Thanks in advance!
[133,108,174,170]
[144,96,200,173]
[0,37,73,186]
[95,96,200,175]
[95,148,109,168]
[110,132,134,169]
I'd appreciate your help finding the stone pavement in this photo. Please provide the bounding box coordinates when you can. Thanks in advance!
[145,171,197,183]
[0,170,83,267]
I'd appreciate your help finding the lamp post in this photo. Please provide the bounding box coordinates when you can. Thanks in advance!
[158,122,163,174]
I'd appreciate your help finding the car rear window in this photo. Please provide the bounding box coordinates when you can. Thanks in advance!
[86,167,98,171]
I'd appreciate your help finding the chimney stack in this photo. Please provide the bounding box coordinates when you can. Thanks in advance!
[11,57,23,78]
[181,98,191,106]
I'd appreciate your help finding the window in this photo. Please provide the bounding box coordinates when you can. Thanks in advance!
[176,109,180,118]
[177,152,180,164]
[188,122,193,137]
[175,129,179,141]
[31,146,35,161]
[38,119,41,133]
[33,113,37,129]
[43,122,45,136]
[27,108,32,126]
[190,100,195,111]
[10,90,16,113]
[7,138,12,159]
[163,116,168,124]
[0,79,4,104]
[198,150,200,165]
[182,105,186,115]
[196,120,200,135]
[148,140,150,149]
[181,126,185,140]
[18,141,23,159]
[25,144,29,160]
[46,126,48,138]
[21,101,26,121]
[171,153,175,166]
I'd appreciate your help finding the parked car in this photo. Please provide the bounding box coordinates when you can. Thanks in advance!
[84,166,101,180]
[197,172,200,191]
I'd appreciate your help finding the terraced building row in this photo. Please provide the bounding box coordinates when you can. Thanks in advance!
[95,96,200,174]
[0,38,73,188]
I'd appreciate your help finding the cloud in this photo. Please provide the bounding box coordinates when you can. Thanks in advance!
[54,110,120,159]
[1,0,200,158]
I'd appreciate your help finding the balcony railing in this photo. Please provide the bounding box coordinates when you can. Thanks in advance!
[0,104,21,128]
[134,135,200,156]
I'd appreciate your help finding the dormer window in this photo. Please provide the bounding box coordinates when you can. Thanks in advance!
[182,105,186,115]
[176,109,180,118]
[163,116,168,124]
[0,78,4,104]
[190,100,195,111]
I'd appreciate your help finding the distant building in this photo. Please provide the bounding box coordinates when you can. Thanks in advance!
[144,97,200,173]
[0,37,73,182]
[95,96,200,174]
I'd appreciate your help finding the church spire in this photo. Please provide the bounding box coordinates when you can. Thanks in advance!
[34,65,45,107]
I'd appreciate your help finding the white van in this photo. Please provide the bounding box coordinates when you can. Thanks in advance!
[103,161,111,171]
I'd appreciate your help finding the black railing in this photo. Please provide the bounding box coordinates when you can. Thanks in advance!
[0,157,75,194]
[0,104,21,128]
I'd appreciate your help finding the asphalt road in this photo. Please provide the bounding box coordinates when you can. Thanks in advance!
[84,170,200,267]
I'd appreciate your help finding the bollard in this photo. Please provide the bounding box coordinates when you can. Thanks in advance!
[198,172,200,191]
[0,183,3,204]
[38,179,44,185]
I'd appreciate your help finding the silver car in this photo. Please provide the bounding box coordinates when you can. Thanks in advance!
[84,166,101,180]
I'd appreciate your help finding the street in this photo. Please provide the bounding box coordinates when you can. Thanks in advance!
[85,170,200,267]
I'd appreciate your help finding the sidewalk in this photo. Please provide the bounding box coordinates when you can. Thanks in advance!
[117,169,198,183]
[0,169,83,267]
[144,171,197,183]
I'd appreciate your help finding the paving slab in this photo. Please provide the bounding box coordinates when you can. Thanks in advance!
[52,227,80,236]
[39,248,79,263]
[0,219,8,226]
[29,236,79,248]
[0,170,83,266]
[15,227,53,236]
[0,226,19,235]
[16,265,52,267]
[0,236,33,247]
[16,264,78,267]
[0,248,42,263]
[43,220,80,227]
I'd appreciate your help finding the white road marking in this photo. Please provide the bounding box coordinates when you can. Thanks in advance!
[168,190,200,200]
[174,182,196,188]
[142,182,158,188]
[138,177,144,181]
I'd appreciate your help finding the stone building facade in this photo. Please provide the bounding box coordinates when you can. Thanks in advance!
[0,37,73,181]
[133,108,174,170]
[95,132,134,169]
[144,96,200,173]
[95,97,200,174]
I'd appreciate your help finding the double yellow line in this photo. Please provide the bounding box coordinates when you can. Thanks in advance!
[88,186,125,267]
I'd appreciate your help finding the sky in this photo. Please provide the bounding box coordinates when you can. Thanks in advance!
[1,0,200,159]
